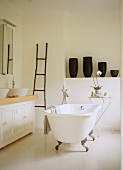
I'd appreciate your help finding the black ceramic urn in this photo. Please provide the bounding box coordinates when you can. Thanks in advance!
[98,62,107,77]
[69,58,78,78]
[83,56,93,77]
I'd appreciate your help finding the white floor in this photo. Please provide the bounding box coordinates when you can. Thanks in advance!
[0,130,121,170]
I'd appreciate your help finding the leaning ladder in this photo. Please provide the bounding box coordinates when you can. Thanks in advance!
[33,43,48,109]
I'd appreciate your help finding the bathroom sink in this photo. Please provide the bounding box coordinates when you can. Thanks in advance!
[7,88,28,97]
[0,88,9,99]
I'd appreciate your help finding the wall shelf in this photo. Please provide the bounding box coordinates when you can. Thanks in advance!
[65,77,120,79]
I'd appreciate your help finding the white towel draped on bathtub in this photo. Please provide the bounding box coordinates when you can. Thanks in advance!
[48,105,57,113]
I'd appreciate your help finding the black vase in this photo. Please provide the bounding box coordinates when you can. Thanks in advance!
[98,62,107,77]
[83,56,93,77]
[69,58,78,78]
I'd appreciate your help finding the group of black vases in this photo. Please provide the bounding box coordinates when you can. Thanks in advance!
[83,57,107,77]
[69,56,119,78]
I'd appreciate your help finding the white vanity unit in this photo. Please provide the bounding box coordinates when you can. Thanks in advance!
[0,95,38,149]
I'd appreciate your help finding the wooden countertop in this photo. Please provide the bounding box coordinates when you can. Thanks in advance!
[0,95,38,105]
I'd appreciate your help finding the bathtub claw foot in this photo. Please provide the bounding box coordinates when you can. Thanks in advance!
[85,146,89,152]
[81,138,89,152]
[55,141,62,150]
[89,130,95,141]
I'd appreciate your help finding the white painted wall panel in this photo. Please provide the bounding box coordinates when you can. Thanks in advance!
[65,11,120,78]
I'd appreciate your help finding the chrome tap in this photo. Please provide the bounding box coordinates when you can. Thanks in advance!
[62,86,69,104]
[81,106,84,110]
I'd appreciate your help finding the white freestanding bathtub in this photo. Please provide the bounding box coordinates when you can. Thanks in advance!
[43,104,101,151]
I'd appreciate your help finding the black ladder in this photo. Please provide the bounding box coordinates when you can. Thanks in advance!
[33,43,48,109]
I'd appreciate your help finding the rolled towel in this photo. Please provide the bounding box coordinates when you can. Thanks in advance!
[47,105,57,113]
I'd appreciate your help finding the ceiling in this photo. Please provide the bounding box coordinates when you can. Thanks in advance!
[8,0,120,16]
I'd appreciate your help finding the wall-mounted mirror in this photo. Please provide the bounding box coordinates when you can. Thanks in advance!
[0,19,16,75]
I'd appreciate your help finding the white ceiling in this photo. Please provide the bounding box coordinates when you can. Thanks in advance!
[8,0,120,16]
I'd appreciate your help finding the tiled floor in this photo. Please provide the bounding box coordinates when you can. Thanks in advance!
[0,130,121,170]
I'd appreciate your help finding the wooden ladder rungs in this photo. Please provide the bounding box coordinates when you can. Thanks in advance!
[34,89,45,92]
[35,105,46,108]
[9,59,13,61]
[37,58,45,60]
[36,74,45,76]
[33,43,48,109]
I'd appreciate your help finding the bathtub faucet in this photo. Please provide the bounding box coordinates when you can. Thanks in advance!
[81,106,84,110]
[62,86,69,104]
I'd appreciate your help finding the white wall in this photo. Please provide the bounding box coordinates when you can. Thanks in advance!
[0,0,22,87]
[22,15,65,128]
[65,11,120,78]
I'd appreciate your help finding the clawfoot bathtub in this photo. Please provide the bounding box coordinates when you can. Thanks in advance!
[43,104,101,152]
